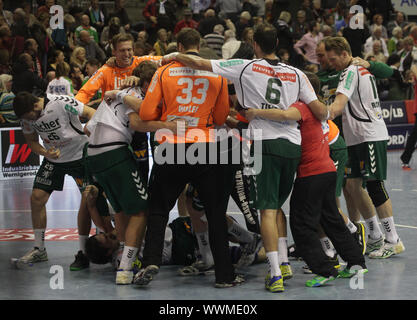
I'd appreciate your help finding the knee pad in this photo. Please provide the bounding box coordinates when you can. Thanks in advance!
[366,180,389,207]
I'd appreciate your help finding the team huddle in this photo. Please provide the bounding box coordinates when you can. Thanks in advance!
[10,24,405,292]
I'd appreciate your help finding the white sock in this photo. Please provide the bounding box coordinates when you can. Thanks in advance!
[266,251,281,277]
[345,218,357,234]
[119,246,138,271]
[195,231,214,266]
[34,229,45,250]
[278,237,288,264]
[380,217,400,244]
[365,215,384,240]
[320,237,336,258]
[227,220,254,243]
[79,235,89,253]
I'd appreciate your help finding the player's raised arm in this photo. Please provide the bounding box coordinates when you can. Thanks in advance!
[163,52,213,72]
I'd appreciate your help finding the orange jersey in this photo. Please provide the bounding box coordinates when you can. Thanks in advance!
[140,60,229,143]
[328,119,340,145]
[75,55,161,104]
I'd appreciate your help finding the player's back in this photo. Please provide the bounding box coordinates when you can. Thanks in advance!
[147,60,229,143]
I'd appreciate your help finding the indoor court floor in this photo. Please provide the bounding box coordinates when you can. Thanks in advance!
[1,150,416,300]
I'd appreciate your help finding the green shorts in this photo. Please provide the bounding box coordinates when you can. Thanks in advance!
[33,158,87,193]
[86,146,148,215]
[346,140,388,183]
[250,139,301,210]
[329,135,348,197]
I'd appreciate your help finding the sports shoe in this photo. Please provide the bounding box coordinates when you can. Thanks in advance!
[353,222,366,255]
[133,264,159,286]
[116,269,134,285]
[369,239,405,259]
[15,247,48,265]
[338,267,368,278]
[70,250,89,271]
[265,274,284,293]
[280,262,293,281]
[236,233,263,267]
[305,275,335,287]
[402,163,412,171]
[365,235,384,255]
[215,274,245,288]
[178,260,214,276]
[302,264,312,274]
[288,243,302,260]
[132,257,142,275]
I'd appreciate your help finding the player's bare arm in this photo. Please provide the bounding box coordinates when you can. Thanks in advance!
[128,113,187,134]
[163,52,213,72]
[244,107,302,122]
[308,99,329,121]
[23,132,60,159]
[329,93,348,119]
[81,105,97,120]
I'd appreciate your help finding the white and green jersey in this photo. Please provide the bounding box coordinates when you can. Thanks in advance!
[21,94,87,163]
[336,65,389,146]
[47,77,74,96]
[86,87,143,156]
[211,58,318,144]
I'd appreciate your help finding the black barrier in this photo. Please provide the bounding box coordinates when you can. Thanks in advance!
[381,100,408,125]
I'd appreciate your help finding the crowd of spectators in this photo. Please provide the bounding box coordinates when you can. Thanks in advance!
[0,0,416,125]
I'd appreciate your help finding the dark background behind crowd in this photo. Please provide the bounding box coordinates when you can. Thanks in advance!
[1,0,416,125]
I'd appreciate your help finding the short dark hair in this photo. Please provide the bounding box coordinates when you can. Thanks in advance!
[387,53,401,66]
[231,42,254,59]
[13,91,39,119]
[133,60,157,87]
[176,28,201,50]
[303,71,321,95]
[253,23,277,54]
[85,235,113,264]
[86,58,100,68]
[112,33,134,51]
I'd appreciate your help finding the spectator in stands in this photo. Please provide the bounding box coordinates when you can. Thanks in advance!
[0,25,12,59]
[216,0,242,23]
[241,27,254,46]
[386,53,413,101]
[388,26,403,56]
[82,58,102,109]
[69,62,84,93]
[0,48,10,74]
[198,8,227,38]
[278,48,290,64]
[368,0,396,27]
[46,61,74,96]
[198,38,219,59]
[75,15,99,44]
[11,53,47,95]
[31,11,54,77]
[23,39,42,79]
[264,0,273,23]
[364,26,389,58]
[203,24,225,58]
[22,1,37,27]
[78,30,106,63]
[235,11,252,40]
[294,21,323,66]
[134,40,152,56]
[311,0,325,22]
[365,40,387,63]
[322,13,337,36]
[70,46,87,70]
[335,9,349,34]
[292,10,308,41]
[11,8,30,39]
[52,14,76,53]
[153,28,169,56]
[222,29,241,59]
[0,0,13,27]
[343,12,370,58]
[110,0,132,32]
[85,0,107,35]
[0,73,17,124]
[388,11,407,37]
[370,14,388,40]
[274,11,293,53]
[399,36,417,72]
[100,17,125,52]
[47,49,65,73]
[410,26,417,46]
[142,0,177,42]
[190,0,211,21]
[174,9,198,35]
[36,0,54,19]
